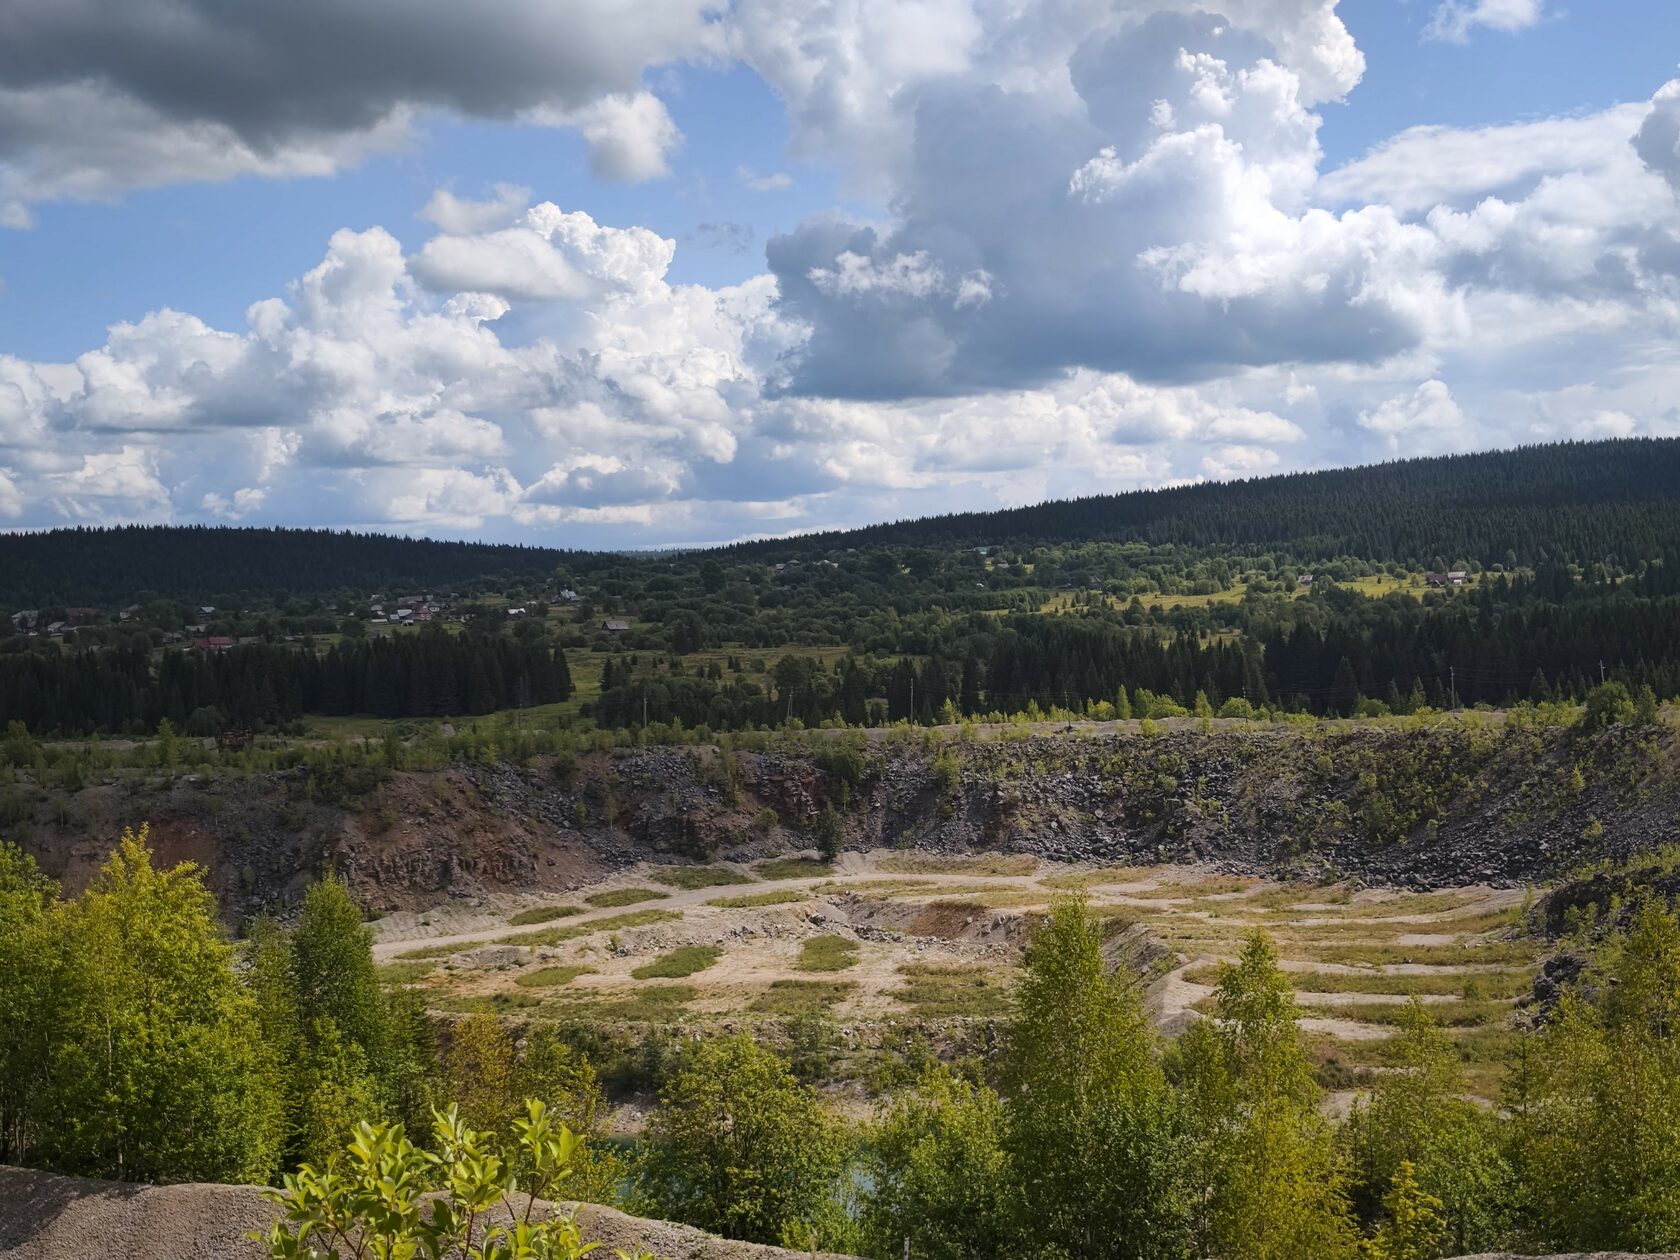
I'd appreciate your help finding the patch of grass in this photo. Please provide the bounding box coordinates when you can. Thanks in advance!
[632,945,722,979]
[508,904,585,926]
[892,962,1012,1017]
[562,984,698,1022]
[797,934,860,972]
[649,865,755,890]
[493,908,682,947]
[710,889,812,909]
[377,960,436,985]
[514,964,595,988]
[585,887,669,908]
[749,979,858,1016]
[878,853,1037,876]
[755,857,833,880]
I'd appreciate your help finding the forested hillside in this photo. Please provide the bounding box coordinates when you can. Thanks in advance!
[731,438,1680,561]
[6,438,1680,738]
[0,524,575,606]
[5,439,1680,607]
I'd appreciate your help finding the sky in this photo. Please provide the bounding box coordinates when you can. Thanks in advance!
[1,0,1678,548]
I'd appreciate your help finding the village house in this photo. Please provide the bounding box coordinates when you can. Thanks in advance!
[601,619,629,633]
[191,636,236,651]
[1426,571,1469,587]
[10,610,39,631]
[1297,574,1315,586]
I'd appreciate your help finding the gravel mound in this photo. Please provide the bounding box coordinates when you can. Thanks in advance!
[0,1166,853,1260]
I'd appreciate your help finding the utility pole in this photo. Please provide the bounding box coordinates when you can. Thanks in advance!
[1450,665,1457,710]
[909,673,915,725]
[642,693,648,729]
[1600,660,1607,685]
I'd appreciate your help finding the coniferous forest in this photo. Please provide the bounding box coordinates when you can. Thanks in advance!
[4,440,1680,736]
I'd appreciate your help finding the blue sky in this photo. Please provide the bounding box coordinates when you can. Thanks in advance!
[1,0,1678,545]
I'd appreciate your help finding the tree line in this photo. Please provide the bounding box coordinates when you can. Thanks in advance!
[0,629,571,735]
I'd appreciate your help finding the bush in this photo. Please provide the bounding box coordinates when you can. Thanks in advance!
[258,1100,651,1260]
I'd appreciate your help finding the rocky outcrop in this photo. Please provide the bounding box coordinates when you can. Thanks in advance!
[0,1166,854,1260]
[11,720,1680,914]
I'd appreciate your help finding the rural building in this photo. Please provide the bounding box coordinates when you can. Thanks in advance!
[601,619,629,633]
[1426,571,1469,587]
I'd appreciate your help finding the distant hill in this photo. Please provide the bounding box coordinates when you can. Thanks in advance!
[4,438,1679,607]
[0,526,575,607]
[722,437,1680,564]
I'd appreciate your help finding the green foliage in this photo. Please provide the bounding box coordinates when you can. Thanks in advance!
[10,826,283,1182]
[1003,894,1188,1258]
[292,872,387,1066]
[812,805,844,862]
[258,1100,643,1260]
[1175,932,1361,1260]
[631,945,722,980]
[858,1067,1011,1260]
[1365,1162,1447,1260]
[1508,899,1680,1251]
[1581,681,1636,732]
[0,842,59,1164]
[1345,999,1509,1255]
[635,1033,847,1248]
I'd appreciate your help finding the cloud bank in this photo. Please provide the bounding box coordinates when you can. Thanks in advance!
[1,1,1677,545]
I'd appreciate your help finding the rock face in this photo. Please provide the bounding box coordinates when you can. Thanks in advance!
[0,1165,854,1260]
[12,720,1680,914]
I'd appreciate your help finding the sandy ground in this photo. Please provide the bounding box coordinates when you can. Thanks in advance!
[378,852,1540,1093]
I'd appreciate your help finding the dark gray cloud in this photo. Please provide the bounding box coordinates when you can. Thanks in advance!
[0,0,710,216]
[0,0,706,141]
